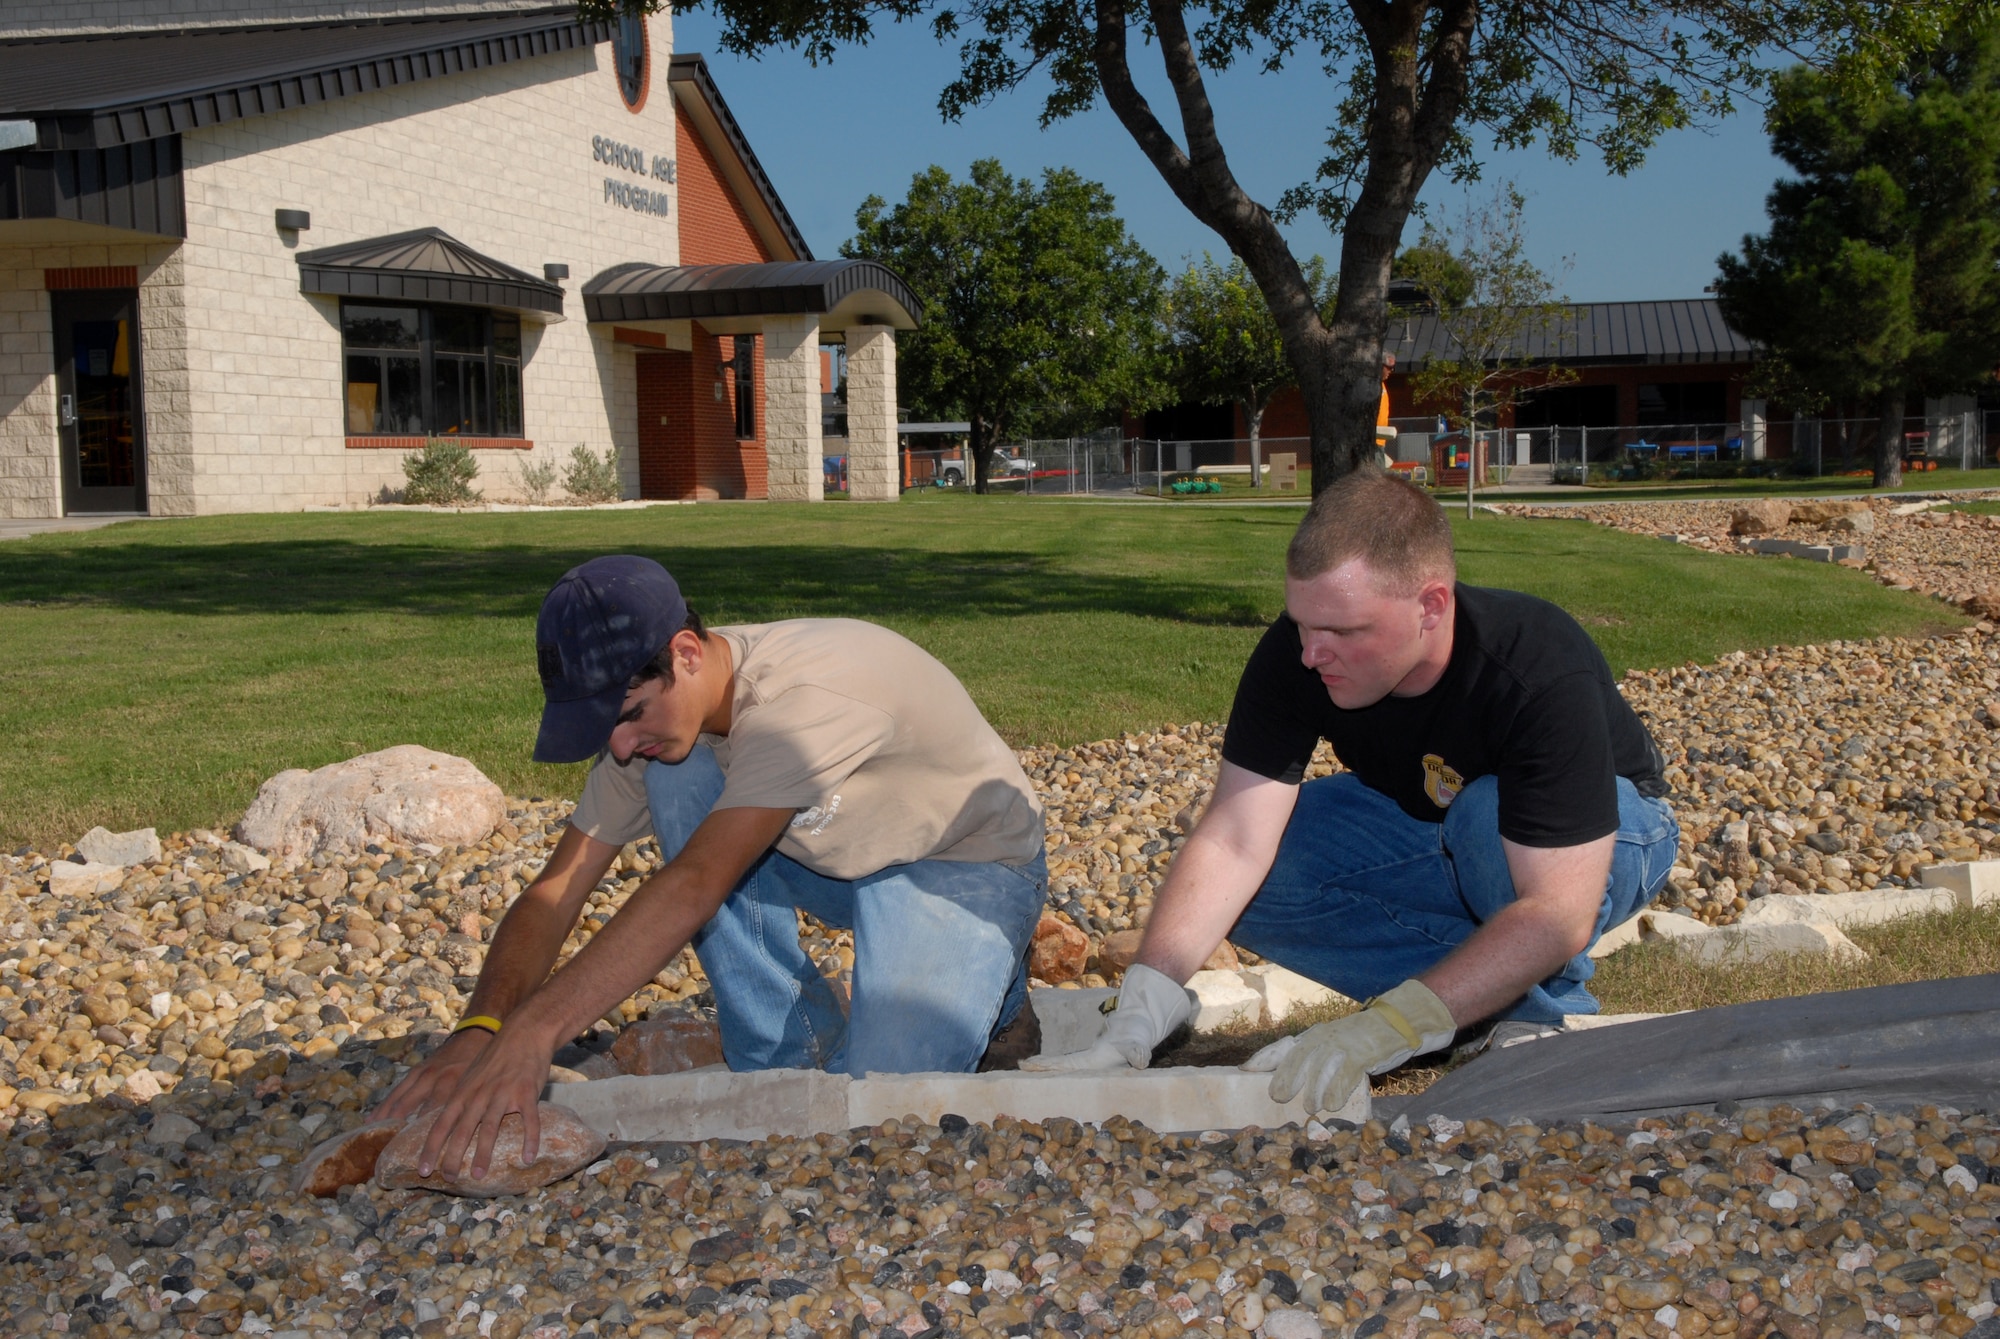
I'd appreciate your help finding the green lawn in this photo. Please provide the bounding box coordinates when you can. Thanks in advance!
[0,496,1959,846]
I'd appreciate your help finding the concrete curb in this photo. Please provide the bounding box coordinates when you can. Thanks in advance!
[546,1064,1367,1142]
[1590,858,1999,960]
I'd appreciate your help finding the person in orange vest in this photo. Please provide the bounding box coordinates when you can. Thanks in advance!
[1373,354,1398,469]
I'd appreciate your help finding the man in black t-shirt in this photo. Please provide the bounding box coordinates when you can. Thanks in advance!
[1026,470,1680,1116]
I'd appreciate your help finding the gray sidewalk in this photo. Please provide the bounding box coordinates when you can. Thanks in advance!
[0,515,155,540]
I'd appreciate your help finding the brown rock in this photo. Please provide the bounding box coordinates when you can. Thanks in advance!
[293,1117,407,1197]
[1828,510,1875,534]
[80,990,130,1028]
[1790,499,1868,526]
[1960,588,2000,620]
[374,1102,606,1197]
[1203,939,1241,971]
[1729,501,1792,535]
[610,1012,724,1076]
[1030,913,1090,984]
[1099,928,1144,970]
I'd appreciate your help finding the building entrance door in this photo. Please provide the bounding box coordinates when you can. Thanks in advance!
[54,290,147,514]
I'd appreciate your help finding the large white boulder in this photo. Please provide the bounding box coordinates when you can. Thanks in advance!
[234,745,506,860]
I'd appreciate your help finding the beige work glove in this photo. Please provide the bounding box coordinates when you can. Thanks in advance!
[1019,964,1191,1072]
[1242,979,1456,1114]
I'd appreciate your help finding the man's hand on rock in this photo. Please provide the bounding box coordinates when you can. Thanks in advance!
[1019,963,1191,1072]
[403,1021,559,1182]
[1241,979,1456,1115]
[372,1025,493,1125]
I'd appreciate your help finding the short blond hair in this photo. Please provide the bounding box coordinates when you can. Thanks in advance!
[1286,468,1455,592]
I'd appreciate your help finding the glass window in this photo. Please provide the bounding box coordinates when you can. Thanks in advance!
[731,335,756,439]
[341,302,526,438]
[613,13,648,110]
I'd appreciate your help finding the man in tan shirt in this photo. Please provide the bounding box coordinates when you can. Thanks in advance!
[380,556,1047,1180]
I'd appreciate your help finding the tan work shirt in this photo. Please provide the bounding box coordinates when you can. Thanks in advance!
[569,619,1044,879]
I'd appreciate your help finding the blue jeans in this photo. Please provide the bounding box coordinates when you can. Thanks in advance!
[644,746,1047,1075]
[1229,773,1679,1024]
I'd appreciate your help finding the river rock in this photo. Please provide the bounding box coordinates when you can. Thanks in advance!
[1030,913,1090,984]
[235,744,507,859]
[1263,1312,1324,1339]
[610,1011,725,1076]
[219,840,270,874]
[375,1102,607,1197]
[74,825,161,867]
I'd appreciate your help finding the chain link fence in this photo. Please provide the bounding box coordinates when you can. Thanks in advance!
[887,407,2000,497]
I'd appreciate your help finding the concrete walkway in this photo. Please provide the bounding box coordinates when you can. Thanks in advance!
[0,514,155,540]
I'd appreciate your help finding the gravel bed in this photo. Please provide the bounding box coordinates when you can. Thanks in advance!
[1490,495,2000,613]
[4,615,2000,1334]
[4,628,1999,1124]
[3,1074,1996,1338]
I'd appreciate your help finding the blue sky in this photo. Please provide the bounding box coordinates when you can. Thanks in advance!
[672,10,1791,304]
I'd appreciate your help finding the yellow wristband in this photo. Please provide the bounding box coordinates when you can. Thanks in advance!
[453,1015,503,1037]
[1364,998,1423,1051]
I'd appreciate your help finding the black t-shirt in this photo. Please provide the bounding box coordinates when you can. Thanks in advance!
[1221,584,1669,847]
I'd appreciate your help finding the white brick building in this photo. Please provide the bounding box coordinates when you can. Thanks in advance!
[0,2,917,516]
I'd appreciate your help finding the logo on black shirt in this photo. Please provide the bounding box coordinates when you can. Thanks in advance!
[1422,754,1465,809]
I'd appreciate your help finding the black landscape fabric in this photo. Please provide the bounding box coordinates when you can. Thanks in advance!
[1383,974,2000,1123]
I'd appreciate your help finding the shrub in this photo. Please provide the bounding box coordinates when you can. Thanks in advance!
[563,445,623,504]
[401,439,481,506]
[518,458,558,505]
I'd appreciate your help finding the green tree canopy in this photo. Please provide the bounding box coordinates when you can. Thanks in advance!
[599,0,1965,493]
[1716,15,2000,488]
[842,159,1165,491]
[1167,253,1331,485]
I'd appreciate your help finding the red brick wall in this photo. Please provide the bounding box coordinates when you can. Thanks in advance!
[676,110,773,266]
[635,333,767,500]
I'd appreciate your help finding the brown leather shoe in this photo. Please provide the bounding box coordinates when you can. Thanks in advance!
[977,995,1042,1071]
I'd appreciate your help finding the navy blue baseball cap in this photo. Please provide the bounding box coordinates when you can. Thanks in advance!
[533,555,689,763]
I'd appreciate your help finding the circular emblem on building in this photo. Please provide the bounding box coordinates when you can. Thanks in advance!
[612,13,650,113]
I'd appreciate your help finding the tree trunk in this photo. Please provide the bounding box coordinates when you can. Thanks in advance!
[1874,387,1905,490]
[1246,397,1264,489]
[1089,0,1476,497]
[1833,410,1854,473]
[971,413,991,495]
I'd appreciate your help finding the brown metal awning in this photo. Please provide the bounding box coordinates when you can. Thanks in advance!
[297,227,565,320]
[581,259,920,332]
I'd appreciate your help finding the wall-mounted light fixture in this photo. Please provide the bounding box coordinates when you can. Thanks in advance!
[274,209,311,232]
[544,263,570,282]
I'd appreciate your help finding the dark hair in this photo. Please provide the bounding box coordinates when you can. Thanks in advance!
[628,606,707,686]
[1285,469,1454,592]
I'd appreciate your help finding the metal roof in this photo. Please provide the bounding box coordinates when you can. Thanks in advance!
[0,8,607,150]
[666,53,811,264]
[582,260,921,329]
[297,227,564,317]
[1387,298,1757,369]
